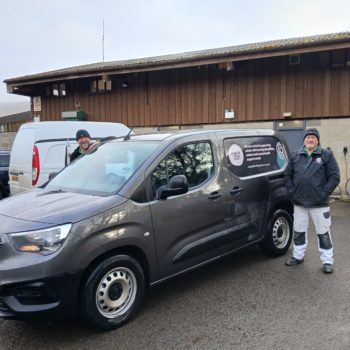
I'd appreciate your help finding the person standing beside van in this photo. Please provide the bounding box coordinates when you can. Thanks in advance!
[284,128,340,274]
[70,129,92,162]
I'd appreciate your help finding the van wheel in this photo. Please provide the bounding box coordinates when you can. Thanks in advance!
[81,255,145,330]
[260,210,292,256]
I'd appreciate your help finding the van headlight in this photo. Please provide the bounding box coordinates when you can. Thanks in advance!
[8,224,72,255]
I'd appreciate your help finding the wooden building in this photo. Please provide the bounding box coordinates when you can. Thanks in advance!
[3,32,350,196]
[4,32,350,128]
[0,111,32,149]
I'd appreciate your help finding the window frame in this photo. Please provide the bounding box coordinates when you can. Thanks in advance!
[149,140,215,200]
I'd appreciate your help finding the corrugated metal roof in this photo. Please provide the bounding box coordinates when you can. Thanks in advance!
[0,111,32,124]
[5,31,350,84]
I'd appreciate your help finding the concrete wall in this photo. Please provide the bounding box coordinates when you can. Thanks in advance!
[306,119,350,199]
[0,132,16,150]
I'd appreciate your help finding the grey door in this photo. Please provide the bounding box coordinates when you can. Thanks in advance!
[275,121,305,152]
[149,139,227,278]
[278,129,304,152]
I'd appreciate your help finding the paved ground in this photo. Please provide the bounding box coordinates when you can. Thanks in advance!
[0,200,349,350]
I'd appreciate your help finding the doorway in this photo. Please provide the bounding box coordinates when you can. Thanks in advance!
[275,120,305,152]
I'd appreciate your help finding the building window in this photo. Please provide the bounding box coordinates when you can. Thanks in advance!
[46,83,67,97]
[53,84,59,96]
[90,79,112,93]
[60,83,66,96]
[331,50,347,68]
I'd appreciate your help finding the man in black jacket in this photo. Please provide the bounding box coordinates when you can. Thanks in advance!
[70,129,92,162]
[284,128,340,273]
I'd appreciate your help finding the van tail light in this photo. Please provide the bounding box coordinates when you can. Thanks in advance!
[32,145,40,186]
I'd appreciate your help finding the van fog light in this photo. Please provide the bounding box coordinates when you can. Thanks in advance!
[8,224,72,255]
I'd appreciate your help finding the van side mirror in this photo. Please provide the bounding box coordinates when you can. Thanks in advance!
[157,175,189,200]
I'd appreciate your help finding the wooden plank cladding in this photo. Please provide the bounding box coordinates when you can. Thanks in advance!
[37,50,350,126]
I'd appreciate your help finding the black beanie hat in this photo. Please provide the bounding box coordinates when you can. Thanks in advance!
[76,129,91,141]
[303,128,320,142]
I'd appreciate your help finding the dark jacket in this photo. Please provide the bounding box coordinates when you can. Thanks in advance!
[70,146,82,162]
[284,146,340,208]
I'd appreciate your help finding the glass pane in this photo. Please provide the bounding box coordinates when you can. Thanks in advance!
[224,136,287,178]
[151,142,214,196]
[151,160,167,198]
[59,83,66,96]
[46,141,160,196]
[0,154,10,167]
[52,84,59,96]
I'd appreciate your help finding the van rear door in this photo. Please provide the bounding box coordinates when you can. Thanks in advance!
[9,126,36,195]
[35,140,77,187]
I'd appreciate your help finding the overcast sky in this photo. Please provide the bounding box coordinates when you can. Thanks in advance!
[1,0,350,105]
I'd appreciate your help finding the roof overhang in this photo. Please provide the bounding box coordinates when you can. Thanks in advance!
[5,32,350,97]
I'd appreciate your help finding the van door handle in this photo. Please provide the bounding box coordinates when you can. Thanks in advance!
[19,171,24,175]
[230,187,243,194]
[208,192,222,200]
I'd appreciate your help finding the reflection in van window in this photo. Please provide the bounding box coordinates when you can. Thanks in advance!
[46,141,160,196]
[152,142,213,197]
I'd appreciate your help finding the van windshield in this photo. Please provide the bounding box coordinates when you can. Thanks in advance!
[45,141,160,196]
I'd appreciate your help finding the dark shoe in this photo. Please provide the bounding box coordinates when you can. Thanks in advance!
[285,257,304,266]
[323,264,334,274]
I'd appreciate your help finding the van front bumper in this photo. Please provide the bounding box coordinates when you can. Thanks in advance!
[0,271,83,321]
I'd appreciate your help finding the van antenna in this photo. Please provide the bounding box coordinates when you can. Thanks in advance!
[123,128,133,141]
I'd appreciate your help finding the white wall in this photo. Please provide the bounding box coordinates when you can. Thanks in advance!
[307,119,350,199]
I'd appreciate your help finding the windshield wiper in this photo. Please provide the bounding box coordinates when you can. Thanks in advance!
[86,129,135,155]
[38,188,66,196]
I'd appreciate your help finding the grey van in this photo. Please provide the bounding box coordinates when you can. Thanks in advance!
[0,129,293,330]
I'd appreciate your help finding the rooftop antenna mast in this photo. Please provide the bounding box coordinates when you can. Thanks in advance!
[102,18,105,62]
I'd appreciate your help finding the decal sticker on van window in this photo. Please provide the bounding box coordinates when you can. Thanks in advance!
[225,136,287,177]
[228,144,244,166]
[276,142,286,169]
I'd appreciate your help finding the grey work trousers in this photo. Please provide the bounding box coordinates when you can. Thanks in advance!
[292,205,334,265]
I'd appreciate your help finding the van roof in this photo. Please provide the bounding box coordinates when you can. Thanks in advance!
[123,128,276,142]
[19,121,130,140]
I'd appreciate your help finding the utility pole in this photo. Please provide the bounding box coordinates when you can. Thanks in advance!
[102,18,105,62]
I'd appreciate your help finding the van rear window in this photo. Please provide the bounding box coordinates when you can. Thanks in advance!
[224,136,287,177]
[0,154,10,167]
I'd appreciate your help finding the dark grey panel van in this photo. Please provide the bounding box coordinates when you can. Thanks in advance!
[0,129,293,330]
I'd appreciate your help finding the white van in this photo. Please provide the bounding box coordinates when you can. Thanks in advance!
[9,121,130,195]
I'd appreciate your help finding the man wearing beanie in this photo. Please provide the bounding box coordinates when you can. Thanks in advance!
[284,128,340,273]
[70,129,92,162]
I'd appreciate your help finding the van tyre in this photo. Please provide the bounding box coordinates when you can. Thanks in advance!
[81,255,145,330]
[260,210,293,256]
